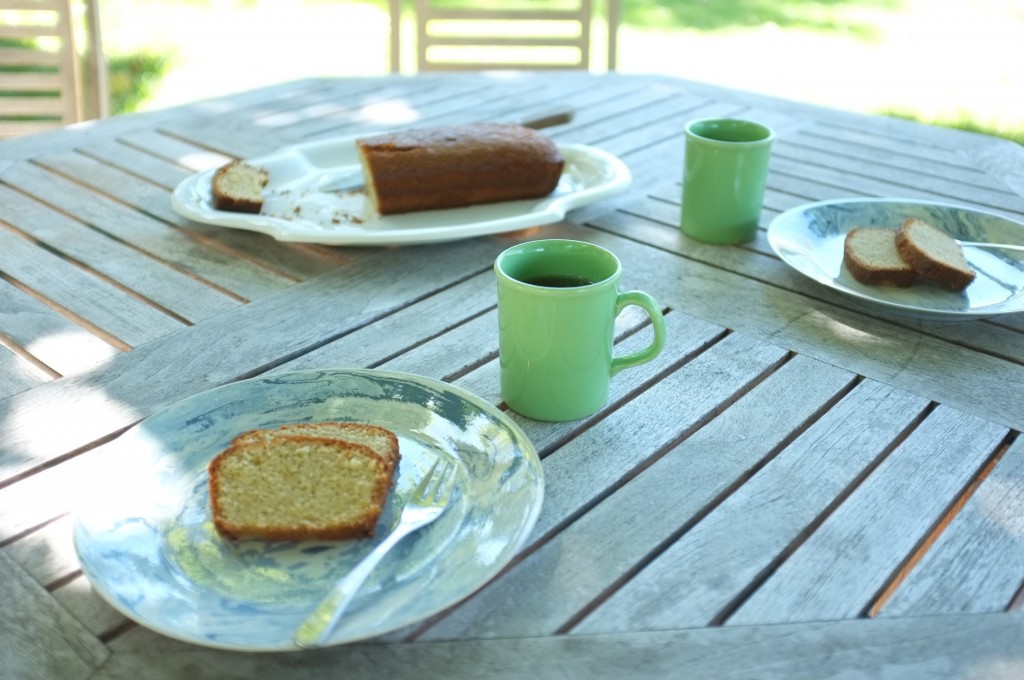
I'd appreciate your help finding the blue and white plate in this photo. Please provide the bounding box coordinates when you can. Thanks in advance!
[768,198,1024,320]
[73,369,543,651]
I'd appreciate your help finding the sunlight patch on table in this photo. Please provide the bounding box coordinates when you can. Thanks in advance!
[3,384,143,475]
[175,151,233,173]
[975,477,1024,541]
[818,317,887,345]
[352,99,421,127]
[968,659,1024,679]
[26,330,118,377]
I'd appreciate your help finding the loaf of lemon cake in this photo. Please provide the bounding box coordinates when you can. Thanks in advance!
[356,123,564,215]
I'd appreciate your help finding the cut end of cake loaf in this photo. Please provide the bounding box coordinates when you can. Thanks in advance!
[843,227,916,287]
[895,218,976,291]
[278,422,400,477]
[356,123,564,215]
[211,160,268,214]
[208,430,393,541]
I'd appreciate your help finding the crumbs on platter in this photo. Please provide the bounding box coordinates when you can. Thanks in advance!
[261,188,368,227]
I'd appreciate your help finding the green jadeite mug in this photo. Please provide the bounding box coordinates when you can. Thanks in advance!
[495,239,667,422]
[681,117,775,244]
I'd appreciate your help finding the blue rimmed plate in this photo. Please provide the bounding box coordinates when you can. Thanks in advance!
[73,369,542,651]
[768,198,1024,320]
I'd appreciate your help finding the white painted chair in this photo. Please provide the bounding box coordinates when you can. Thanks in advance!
[0,0,108,137]
[389,0,619,73]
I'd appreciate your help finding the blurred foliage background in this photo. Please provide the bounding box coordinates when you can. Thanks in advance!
[95,0,1023,144]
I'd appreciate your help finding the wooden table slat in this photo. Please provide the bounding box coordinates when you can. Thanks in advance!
[34,150,344,284]
[0,183,241,323]
[0,550,108,680]
[573,380,930,633]
[773,137,1024,214]
[0,265,121,378]
[419,354,855,641]
[879,434,1024,617]
[92,613,1024,680]
[0,216,184,348]
[727,406,1010,625]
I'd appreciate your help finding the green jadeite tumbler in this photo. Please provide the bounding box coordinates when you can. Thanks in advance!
[681,118,775,244]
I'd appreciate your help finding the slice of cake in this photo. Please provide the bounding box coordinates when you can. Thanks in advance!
[211,160,268,214]
[208,430,391,541]
[277,422,400,477]
[355,123,564,215]
[843,227,916,287]
[895,218,976,291]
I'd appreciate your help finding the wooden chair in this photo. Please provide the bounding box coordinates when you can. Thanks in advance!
[0,0,108,138]
[389,0,619,73]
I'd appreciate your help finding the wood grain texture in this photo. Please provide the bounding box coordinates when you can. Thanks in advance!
[0,183,240,323]
[51,574,129,639]
[0,236,507,483]
[2,512,79,587]
[0,275,119,378]
[419,354,854,641]
[0,215,184,347]
[574,380,930,633]
[583,213,1024,433]
[77,140,194,190]
[1,161,296,302]
[271,269,499,377]
[727,406,1009,625]
[0,551,108,680]
[0,345,48,400]
[50,145,349,282]
[93,613,1024,680]
[527,332,789,542]
[880,435,1024,617]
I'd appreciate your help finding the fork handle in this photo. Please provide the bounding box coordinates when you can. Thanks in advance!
[958,240,1024,254]
[293,524,416,649]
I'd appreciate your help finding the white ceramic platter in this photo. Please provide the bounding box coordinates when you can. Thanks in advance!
[171,134,631,246]
[73,369,543,651]
[768,198,1024,320]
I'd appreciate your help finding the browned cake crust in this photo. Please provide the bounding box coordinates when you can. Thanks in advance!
[277,422,400,477]
[895,218,976,291]
[211,160,268,214]
[356,123,564,215]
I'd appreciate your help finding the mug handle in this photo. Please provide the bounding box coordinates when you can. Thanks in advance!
[610,291,666,376]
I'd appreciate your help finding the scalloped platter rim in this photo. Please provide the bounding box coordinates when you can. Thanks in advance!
[171,135,631,246]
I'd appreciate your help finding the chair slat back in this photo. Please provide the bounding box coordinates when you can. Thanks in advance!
[392,0,617,73]
[0,0,106,137]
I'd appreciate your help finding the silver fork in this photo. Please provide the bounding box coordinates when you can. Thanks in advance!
[293,458,458,649]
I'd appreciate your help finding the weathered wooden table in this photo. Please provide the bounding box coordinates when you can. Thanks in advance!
[2,72,1023,679]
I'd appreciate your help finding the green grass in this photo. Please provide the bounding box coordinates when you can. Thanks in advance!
[883,109,1024,147]
[625,0,902,37]
[107,52,170,114]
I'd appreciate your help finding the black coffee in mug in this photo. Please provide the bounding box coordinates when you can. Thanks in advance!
[522,274,595,288]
